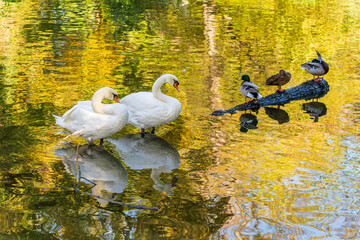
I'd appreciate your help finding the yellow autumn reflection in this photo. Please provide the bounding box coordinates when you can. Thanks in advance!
[0,0,360,238]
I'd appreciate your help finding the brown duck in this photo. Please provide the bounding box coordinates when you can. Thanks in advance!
[265,70,291,93]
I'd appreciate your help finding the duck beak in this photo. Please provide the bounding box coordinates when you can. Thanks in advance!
[174,82,180,92]
[113,95,120,103]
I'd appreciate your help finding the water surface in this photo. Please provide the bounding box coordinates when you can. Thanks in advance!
[1,0,360,239]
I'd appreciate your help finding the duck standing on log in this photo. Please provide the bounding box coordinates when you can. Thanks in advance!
[265,70,292,93]
[300,51,329,82]
[240,75,262,103]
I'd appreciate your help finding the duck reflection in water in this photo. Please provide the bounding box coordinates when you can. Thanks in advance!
[301,102,327,122]
[240,113,258,133]
[107,133,180,192]
[55,145,128,205]
[264,107,290,124]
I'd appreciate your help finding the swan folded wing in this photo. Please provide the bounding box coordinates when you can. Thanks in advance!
[121,92,180,128]
[120,92,157,112]
[56,101,92,123]
[68,108,125,139]
[76,101,93,111]
[58,107,95,132]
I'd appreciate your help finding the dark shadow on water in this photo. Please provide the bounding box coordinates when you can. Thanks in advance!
[301,101,327,122]
[240,113,258,133]
[265,106,290,124]
[238,101,327,133]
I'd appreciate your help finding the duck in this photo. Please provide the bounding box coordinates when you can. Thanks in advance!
[265,70,291,93]
[53,87,128,144]
[300,51,329,82]
[240,74,262,103]
[120,74,181,137]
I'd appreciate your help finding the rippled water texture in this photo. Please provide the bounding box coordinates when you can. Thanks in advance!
[1,0,360,239]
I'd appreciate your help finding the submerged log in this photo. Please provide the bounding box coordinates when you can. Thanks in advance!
[211,79,330,116]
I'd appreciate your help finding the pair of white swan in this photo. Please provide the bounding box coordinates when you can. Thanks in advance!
[53,74,181,144]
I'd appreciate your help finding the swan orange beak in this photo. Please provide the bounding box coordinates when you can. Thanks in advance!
[174,82,180,92]
[113,95,120,103]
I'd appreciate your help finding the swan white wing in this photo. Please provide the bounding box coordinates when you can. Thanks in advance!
[55,101,92,124]
[120,92,154,107]
[75,101,93,111]
[54,87,129,142]
[121,92,180,129]
[55,103,128,141]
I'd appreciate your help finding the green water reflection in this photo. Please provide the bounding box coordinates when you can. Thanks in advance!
[1,0,360,238]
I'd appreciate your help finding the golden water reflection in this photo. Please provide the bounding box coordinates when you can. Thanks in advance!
[0,0,360,238]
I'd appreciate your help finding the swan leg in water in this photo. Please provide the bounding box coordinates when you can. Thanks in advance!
[141,128,145,138]
[140,127,156,138]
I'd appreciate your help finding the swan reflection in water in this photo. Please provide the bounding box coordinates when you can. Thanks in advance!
[55,145,128,205]
[107,133,180,192]
[240,113,258,133]
[301,102,327,122]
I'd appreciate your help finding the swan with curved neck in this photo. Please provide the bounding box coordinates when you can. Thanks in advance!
[120,74,181,137]
[53,87,128,144]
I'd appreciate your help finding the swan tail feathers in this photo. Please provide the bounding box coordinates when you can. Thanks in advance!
[53,114,63,126]
[64,128,84,141]
[62,107,77,122]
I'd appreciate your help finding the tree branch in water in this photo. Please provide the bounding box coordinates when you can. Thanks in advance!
[211,79,330,116]
[80,190,159,211]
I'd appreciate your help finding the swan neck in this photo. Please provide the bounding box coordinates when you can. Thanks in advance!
[152,78,167,101]
[92,93,107,114]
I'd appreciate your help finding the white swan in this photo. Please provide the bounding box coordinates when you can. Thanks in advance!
[53,87,128,144]
[120,74,181,136]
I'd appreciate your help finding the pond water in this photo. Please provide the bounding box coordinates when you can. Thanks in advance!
[1,0,360,239]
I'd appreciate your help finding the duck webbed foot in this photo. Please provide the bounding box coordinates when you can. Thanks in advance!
[314,77,323,82]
